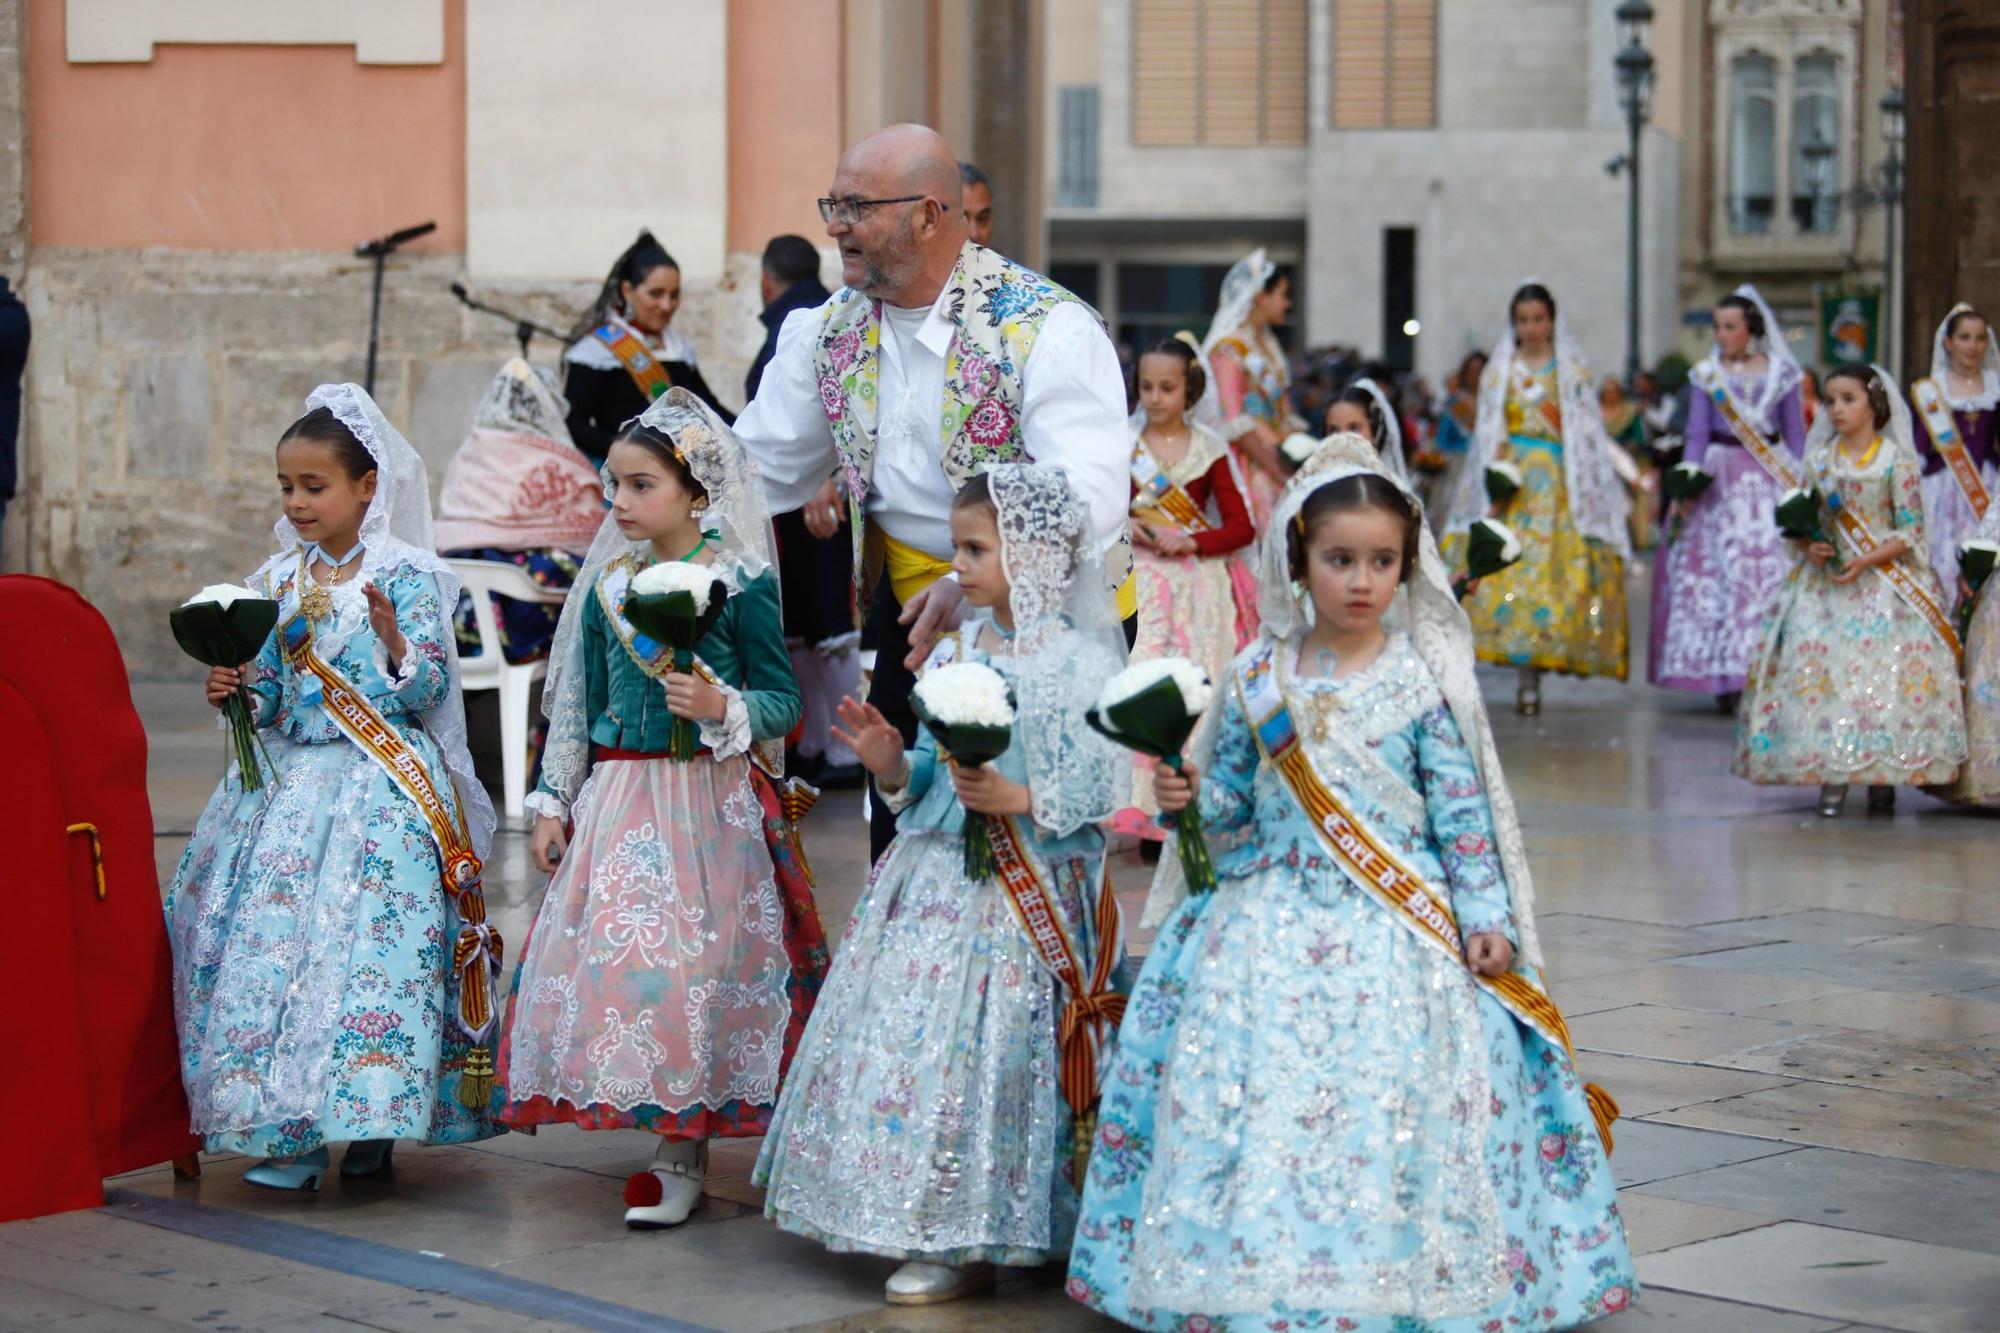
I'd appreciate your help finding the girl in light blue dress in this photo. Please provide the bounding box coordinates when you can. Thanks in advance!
[1068,435,1635,1330]
[756,465,1128,1307]
[168,385,500,1191]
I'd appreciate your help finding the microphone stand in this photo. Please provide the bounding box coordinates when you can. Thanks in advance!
[355,221,438,395]
[449,282,570,360]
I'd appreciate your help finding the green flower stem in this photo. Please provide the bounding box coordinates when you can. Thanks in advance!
[966,813,997,881]
[668,649,698,760]
[1163,754,1217,893]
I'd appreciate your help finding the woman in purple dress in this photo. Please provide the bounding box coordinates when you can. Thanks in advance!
[1908,305,1999,590]
[1649,285,1807,710]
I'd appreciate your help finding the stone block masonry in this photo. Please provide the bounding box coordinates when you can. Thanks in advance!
[16,247,768,675]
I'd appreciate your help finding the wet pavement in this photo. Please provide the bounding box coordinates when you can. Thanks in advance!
[7,592,1998,1332]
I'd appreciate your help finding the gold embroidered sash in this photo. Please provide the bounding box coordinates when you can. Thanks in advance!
[987,815,1125,1120]
[592,322,673,401]
[1130,440,1215,534]
[1234,638,1617,1152]
[1911,378,1992,521]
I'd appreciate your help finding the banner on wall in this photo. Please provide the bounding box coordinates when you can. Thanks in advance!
[1817,286,1881,366]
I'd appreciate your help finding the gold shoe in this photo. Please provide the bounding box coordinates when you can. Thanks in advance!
[884,1261,995,1306]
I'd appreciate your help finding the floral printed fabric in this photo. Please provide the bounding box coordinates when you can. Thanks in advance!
[166,563,497,1156]
[1736,441,1967,787]
[1068,638,1635,1330]
[1648,446,1792,693]
[1937,587,2000,806]
[755,637,1110,1265]
[1453,436,1629,680]
[811,244,1079,600]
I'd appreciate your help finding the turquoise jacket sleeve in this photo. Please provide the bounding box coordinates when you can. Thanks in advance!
[369,568,452,715]
[699,571,803,743]
[1413,702,1515,944]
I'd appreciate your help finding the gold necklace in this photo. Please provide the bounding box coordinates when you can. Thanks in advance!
[296,555,356,623]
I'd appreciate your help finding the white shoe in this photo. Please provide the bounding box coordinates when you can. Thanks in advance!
[884,1261,994,1305]
[623,1140,705,1229]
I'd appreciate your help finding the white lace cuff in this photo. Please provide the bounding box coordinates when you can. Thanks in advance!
[523,789,568,823]
[698,681,752,760]
[375,639,422,691]
[1223,413,1257,443]
[879,761,922,813]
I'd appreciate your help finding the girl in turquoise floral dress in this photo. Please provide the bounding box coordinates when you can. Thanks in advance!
[1068,435,1635,1331]
[168,384,500,1191]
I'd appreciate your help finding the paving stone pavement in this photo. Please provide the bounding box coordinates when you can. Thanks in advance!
[6,605,1996,1332]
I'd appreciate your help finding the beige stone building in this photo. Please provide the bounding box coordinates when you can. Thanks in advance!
[0,0,1030,667]
[1665,0,1901,371]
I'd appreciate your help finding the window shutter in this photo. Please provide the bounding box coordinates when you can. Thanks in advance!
[1132,0,1309,146]
[1331,0,1435,129]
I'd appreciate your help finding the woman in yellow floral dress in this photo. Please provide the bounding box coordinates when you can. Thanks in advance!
[1441,282,1635,712]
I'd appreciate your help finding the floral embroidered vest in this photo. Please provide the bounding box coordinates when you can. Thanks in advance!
[812,242,1079,598]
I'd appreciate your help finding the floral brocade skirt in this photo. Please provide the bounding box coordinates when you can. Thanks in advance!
[1648,446,1792,694]
[1453,438,1629,680]
[1920,461,1999,592]
[1112,545,1257,840]
[497,753,827,1139]
[1067,866,1636,1330]
[166,735,497,1157]
[754,827,1086,1267]
[1735,564,1966,788]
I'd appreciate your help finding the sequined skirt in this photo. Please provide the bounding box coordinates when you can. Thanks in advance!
[753,827,1081,1266]
[1736,562,1966,787]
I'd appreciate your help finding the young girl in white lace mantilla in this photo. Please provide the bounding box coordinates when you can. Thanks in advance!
[1068,436,1636,1331]
[755,464,1127,1307]
[166,385,499,1192]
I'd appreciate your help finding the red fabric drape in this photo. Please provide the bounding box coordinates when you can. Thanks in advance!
[0,576,197,1221]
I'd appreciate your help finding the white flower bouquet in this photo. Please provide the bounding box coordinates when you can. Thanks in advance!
[1453,519,1523,601]
[170,582,281,790]
[1957,538,1998,638]
[1661,461,1714,544]
[911,661,1016,878]
[1775,486,1843,572]
[625,560,731,759]
[1280,432,1322,468]
[1485,459,1524,505]
[1086,658,1217,892]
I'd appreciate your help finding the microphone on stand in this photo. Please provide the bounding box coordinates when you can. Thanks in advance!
[355,220,437,393]
[449,282,570,360]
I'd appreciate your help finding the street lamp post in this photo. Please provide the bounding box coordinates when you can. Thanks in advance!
[1802,132,1835,235]
[1615,1,1656,387]
[1879,86,1906,372]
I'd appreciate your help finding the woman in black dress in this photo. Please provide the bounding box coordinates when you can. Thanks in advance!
[563,231,733,458]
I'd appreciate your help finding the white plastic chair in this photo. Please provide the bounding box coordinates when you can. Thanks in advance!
[448,559,566,822]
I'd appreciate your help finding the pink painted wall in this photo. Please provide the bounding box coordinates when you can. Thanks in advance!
[726,0,845,255]
[25,0,466,251]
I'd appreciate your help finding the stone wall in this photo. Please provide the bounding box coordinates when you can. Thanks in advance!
[17,246,771,675]
[0,0,24,275]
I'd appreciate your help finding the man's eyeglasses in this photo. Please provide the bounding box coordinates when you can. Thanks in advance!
[817,195,946,226]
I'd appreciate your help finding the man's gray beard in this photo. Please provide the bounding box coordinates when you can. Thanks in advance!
[855,216,924,299]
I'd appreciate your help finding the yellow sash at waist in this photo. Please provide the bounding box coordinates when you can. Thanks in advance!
[877,525,1138,619]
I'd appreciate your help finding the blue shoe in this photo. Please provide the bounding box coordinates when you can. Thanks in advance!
[243,1147,329,1192]
[340,1140,395,1177]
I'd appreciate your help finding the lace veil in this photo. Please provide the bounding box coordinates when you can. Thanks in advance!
[986,463,1128,837]
[1202,248,1275,356]
[537,388,776,814]
[1439,279,1632,555]
[1352,376,1411,482]
[250,382,496,858]
[1142,433,1547,969]
[1929,303,2000,411]
[1705,284,1803,426]
[473,357,575,445]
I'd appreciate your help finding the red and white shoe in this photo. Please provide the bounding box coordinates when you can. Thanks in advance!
[623,1140,704,1229]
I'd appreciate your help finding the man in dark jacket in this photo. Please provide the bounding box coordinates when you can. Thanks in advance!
[0,277,27,563]
[750,237,860,786]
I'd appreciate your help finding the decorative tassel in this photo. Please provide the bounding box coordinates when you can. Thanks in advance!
[457,1043,496,1110]
[1585,1081,1620,1154]
[1071,1108,1098,1185]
